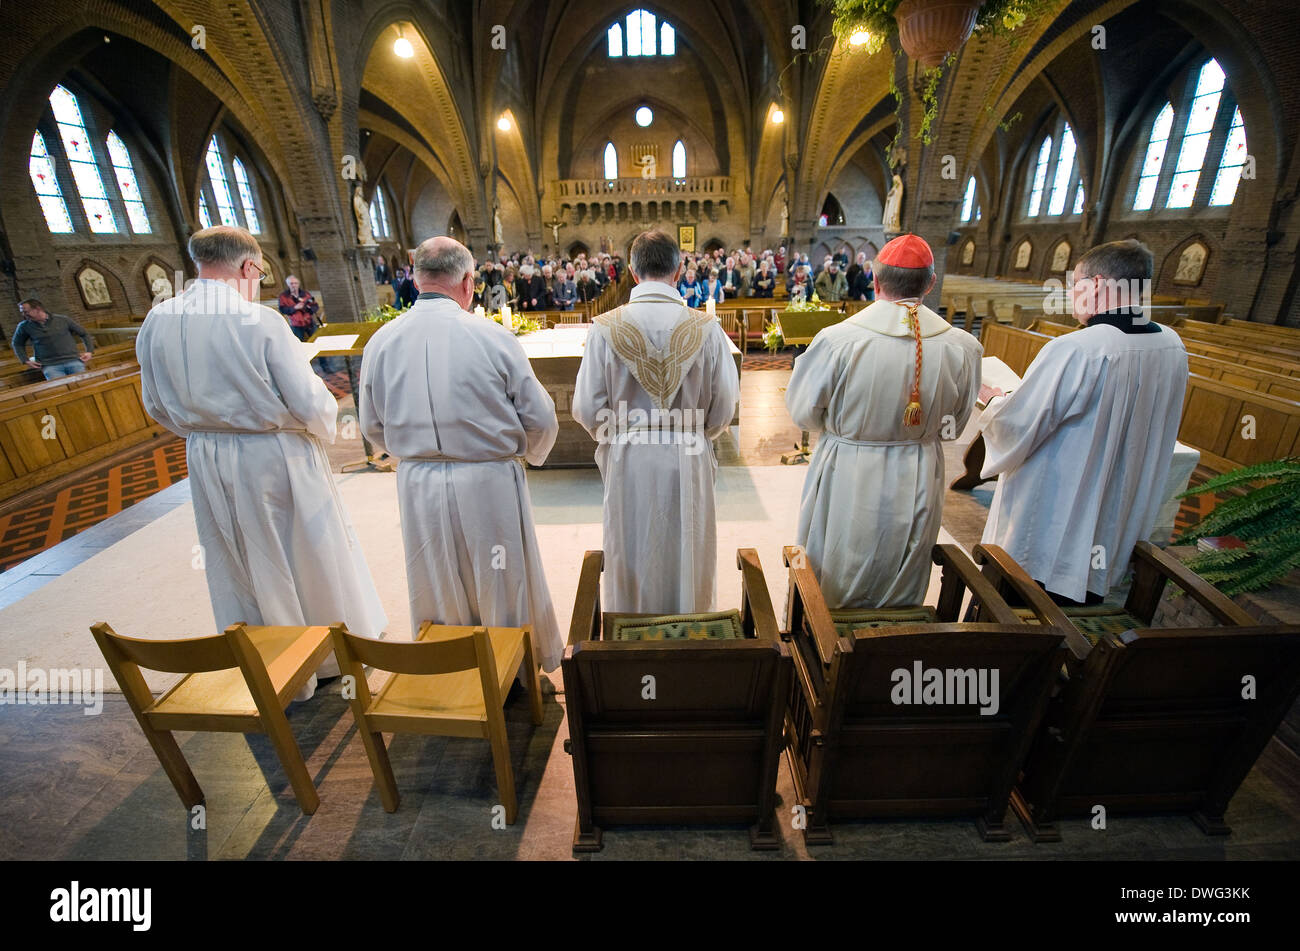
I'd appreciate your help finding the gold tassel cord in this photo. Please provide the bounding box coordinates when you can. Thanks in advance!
[902,302,923,427]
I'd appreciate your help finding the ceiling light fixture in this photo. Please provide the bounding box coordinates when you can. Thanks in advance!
[771,107,785,124]
[497,113,512,132]
[849,29,871,46]
[393,27,414,59]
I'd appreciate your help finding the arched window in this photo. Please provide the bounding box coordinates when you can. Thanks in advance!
[371,185,391,238]
[204,135,239,227]
[959,177,976,222]
[1167,59,1225,209]
[1026,136,1051,217]
[672,140,686,178]
[50,85,117,233]
[198,193,213,228]
[604,142,618,180]
[1133,102,1173,211]
[607,9,675,57]
[1046,125,1076,215]
[1209,106,1247,206]
[231,157,261,234]
[1073,182,1086,215]
[29,131,74,233]
[105,131,151,234]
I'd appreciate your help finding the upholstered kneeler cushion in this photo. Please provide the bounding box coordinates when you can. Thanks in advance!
[828,606,938,639]
[608,610,745,641]
[1013,604,1145,644]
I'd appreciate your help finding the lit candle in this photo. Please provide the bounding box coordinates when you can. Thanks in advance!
[474,305,485,320]
[705,297,716,317]
[501,303,513,329]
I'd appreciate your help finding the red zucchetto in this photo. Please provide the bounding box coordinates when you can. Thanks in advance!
[876,233,934,269]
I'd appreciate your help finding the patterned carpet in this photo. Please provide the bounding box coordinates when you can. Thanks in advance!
[741,350,796,370]
[0,438,188,573]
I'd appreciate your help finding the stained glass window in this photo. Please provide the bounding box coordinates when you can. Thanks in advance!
[960,177,976,222]
[50,85,118,233]
[1209,107,1247,206]
[1047,125,1076,215]
[1167,60,1225,209]
[105,131,151,234]
[231,157,261,233]
[204,135,239,227]
[29,131,74,233]
[1027,136,1051,217]
[608,10,674,56]
[1133,102,1173,211]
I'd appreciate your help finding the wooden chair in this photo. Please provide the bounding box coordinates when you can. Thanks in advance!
[741,309,769,352]
[718,312,744,353]
[90,622,334,813]
[973,541,1300,840]
[781,543,1074,845]
[331,621,543,819]
[550,311,588,326]
[562,549,792,851]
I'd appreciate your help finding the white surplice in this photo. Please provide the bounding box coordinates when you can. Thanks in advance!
[136,279,387,685]
[979,321,1189,602]
[358,296,563,670]
[786,299,982,609]
[572,281,740,614]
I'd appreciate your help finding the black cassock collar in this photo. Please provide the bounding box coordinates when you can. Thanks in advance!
[1086,308,1162,334]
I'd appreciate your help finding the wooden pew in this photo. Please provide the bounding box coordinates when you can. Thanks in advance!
[0,367,169,502]
[562,549,791,851]
[976,542,1300,840]
[781,542,1076,844]
[1175,321,1300,361]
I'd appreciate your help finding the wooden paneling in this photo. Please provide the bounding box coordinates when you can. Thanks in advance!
[0,370,168,502]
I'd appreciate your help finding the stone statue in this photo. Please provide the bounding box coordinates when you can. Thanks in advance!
[354,186,374,246]
[493,206,504,245]
[883,172,904,234]
[780,196,789,238]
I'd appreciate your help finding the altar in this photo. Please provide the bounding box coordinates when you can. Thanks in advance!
[517,324,743,467]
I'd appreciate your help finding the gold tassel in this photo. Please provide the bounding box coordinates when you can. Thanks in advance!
[903,401,922,427]
[902,301,924,427]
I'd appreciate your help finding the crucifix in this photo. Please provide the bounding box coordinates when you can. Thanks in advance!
[544,214,568,246]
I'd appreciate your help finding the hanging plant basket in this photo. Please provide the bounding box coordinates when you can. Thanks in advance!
[894,0,982,69]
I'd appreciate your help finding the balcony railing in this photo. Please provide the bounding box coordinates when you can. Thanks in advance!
[554,176,732,199]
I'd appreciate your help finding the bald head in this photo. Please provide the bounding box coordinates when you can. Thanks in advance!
[412,236,476,309]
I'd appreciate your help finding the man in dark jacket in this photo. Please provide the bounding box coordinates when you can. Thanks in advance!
[12,298,95,379]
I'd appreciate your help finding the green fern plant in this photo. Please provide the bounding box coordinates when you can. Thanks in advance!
[1175,456,1300,595]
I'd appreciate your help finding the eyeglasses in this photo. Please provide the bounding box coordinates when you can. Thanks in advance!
[245,259,267,279]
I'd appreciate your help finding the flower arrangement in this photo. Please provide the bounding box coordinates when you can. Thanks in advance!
[784,292,824,313]
[763,322,785,353]
[1175,457,1300,595]
[490,311,544,336]
[361,302,410,323]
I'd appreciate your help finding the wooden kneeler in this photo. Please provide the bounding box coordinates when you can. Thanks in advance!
[331,622,543,819]
[90,622,334,814]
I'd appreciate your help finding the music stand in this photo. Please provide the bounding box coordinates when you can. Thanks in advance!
[307,324,393,473]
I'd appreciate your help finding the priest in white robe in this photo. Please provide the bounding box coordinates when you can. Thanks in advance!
[979,239,1188,603]
[786,233,982,609]
[573,230,740,614]
[136,226,386,697]
[359,237,563,671]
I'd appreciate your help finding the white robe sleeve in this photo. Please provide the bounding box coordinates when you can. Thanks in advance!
[572,330,610,438]
[702,328,740,439]
[358,340,387,455]
[502,334,558,466]
[953,343,982,435]
[136,321,187,437]
[784,333,837,433]
[980,340,1102,478]
[262,315,337,442]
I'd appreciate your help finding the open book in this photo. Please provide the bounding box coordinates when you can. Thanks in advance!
[300,334,358,362]
[978,356,1022,407]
